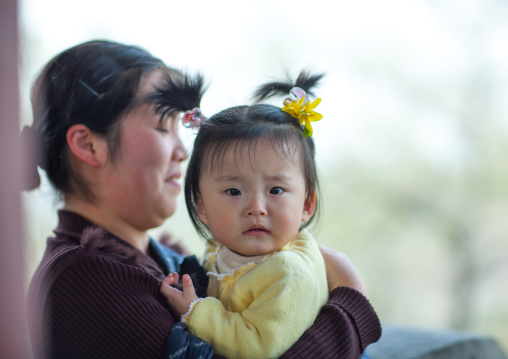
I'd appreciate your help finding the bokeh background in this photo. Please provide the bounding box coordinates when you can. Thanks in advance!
[20,0,508,351]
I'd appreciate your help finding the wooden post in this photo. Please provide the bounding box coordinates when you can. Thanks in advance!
[0,0,32,356]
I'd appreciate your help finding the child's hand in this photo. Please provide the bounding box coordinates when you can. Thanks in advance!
[319,245,368,298]
[160,272,199,318]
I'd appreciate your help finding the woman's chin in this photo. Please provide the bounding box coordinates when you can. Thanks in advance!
[160,203,178,222]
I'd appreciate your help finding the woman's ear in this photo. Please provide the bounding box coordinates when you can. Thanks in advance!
[66,124,107,167]
[302,191,317,222]
[196,193,208,226]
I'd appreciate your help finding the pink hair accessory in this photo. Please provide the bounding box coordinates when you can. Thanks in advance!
[182,107,208,130]
[281,86,323,138]
[283,87,308,106]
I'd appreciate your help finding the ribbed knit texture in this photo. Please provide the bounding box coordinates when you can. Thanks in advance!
[28,210,381,359]
[29,212,176,359]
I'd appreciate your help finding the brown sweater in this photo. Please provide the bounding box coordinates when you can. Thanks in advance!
[28,210,381,358]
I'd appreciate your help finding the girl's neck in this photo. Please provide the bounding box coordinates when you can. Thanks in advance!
[64,196,150,254]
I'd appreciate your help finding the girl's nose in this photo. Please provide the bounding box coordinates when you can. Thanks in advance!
[246,196,267,216]
[247,208,267,216]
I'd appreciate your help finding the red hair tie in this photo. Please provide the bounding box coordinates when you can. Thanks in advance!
[182,107,208,130]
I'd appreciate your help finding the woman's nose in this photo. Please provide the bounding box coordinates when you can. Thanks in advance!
[172,136,188,162]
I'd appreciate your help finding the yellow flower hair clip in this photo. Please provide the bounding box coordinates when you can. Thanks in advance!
[281,87,323,138]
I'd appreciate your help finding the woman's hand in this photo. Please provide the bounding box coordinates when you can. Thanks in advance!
[160,273,199,317]
[319,245,368,298]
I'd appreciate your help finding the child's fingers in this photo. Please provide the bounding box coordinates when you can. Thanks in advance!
[161,280,183,300]
[162,273,175,286]
[181,274,198,301]
[172,272,179,282]
[161,274,198,317]
[161,272,184,299]
[181,274,194,289]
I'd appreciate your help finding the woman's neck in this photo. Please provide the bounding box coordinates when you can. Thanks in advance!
[64,197,150,254]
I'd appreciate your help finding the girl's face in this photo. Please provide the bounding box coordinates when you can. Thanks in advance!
[196,138,315,256]
[99,72,187,231]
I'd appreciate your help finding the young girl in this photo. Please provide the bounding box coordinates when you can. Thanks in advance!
[162,72,332,358]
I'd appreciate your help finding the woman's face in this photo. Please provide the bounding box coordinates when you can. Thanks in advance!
[100,71,187,231]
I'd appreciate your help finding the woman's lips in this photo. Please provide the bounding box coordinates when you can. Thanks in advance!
[165,175,182,190]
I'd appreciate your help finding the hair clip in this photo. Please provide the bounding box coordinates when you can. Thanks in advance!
[182,107,208,130]
[281,87,323,138]
[283,87,307,106]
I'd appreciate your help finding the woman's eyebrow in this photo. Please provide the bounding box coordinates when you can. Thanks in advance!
[143,89,181,118]
[144,88,167,104]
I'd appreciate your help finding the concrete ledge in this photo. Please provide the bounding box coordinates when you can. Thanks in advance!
[366,324,507,359]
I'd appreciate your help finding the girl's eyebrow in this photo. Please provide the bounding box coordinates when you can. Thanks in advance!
[214,174,243,182]
[213,173,292,182]
[268,173,291,181]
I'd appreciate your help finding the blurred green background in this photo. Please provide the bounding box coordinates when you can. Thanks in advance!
[20,0,508,351]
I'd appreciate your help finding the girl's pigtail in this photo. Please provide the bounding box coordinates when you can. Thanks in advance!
[253,70,325,138]
[293,71,324,98]
[252,70,324,103]
[253,81,293,103]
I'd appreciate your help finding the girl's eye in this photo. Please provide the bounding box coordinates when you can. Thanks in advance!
[226,188,241,196]
[269,187,284,195]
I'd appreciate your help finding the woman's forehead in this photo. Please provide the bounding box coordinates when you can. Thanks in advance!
[137,69,169,100]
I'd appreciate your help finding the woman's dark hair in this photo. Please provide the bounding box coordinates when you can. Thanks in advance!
[23,40,204,198]
[185,71,324,239]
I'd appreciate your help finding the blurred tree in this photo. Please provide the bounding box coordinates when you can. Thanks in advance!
[316,1,508,348]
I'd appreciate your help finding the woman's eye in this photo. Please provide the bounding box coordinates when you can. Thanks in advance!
[269,187,284,195]
[226,188,241,196]
[155,109,174,133]
[157,119,170,133]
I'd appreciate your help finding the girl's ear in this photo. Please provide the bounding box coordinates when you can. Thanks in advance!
[302,191,317,222]
[66,124,108,167]
[196,193,208,225]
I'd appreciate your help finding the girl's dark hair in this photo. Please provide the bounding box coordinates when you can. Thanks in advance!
[24,40,204,197]
[185,71,324,239]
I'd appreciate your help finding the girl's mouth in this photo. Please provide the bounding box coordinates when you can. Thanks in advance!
[243,225,270,236]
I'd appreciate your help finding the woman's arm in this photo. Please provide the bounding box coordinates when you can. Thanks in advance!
[280,286,381,358]
[279,247,381,358]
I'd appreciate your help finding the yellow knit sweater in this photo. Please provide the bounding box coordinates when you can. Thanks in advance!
[182,230,328,359]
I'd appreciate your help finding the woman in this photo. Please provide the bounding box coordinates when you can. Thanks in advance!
[25,40,381,358]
